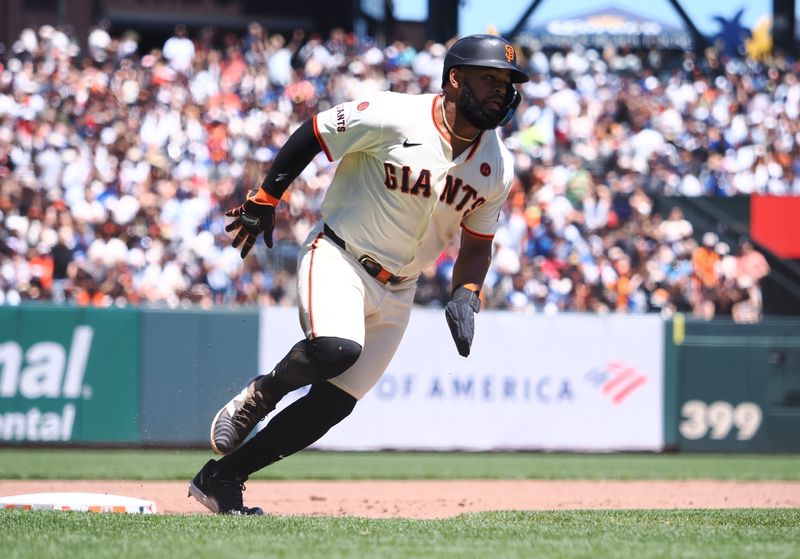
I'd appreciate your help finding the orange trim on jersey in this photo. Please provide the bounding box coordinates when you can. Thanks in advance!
[461,223,495,240]
[432,95,449,142]
[465,133,484,161]
[307,233,325,337]
[313,114,334,162]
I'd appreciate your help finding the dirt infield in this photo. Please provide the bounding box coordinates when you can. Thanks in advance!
[2,480,800,517]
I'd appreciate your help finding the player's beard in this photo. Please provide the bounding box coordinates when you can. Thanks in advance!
[457,83,506,130]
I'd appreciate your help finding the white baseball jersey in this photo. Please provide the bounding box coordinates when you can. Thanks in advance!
[313,91,515,278]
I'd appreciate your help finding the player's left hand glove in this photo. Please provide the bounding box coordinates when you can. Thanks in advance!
[225,189,279,258]
[445,286,481,357]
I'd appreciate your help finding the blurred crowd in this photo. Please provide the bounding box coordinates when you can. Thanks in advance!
[0,22,788,320]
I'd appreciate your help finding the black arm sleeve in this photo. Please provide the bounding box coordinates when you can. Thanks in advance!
[260,119,323,199]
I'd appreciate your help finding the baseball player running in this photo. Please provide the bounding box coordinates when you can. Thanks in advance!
[189,34,529,514]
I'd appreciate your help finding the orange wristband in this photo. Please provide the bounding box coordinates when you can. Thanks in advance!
[250,188,281,206]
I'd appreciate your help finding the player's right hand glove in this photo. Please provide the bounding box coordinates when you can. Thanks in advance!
[445,286,481,357]
[225,189,279,258]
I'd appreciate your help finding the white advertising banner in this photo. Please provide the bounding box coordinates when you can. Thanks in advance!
[259,307,664,451]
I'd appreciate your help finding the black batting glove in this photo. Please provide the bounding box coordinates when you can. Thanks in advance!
[225,189,279,258]
[445,286,481,357]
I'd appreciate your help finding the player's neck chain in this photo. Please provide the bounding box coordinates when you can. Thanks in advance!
[440,98,479,143]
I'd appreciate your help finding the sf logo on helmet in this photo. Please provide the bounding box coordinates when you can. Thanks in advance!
[505,45,515,63]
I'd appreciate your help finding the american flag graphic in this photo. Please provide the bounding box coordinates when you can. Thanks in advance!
[585,360,648,405]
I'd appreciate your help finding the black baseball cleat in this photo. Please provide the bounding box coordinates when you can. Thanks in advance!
[210,375,275,455]
[188,459,264,515]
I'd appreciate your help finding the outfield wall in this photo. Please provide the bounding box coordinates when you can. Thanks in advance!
[0,306,139,443]
[0,305,258,445]
[260,307,665,451]
[1,305,798,451]
[665,317,800,452]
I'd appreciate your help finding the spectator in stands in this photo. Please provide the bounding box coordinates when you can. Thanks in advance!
[692,232,721,291]
[50,227,74,303]
[162,24,195,75]
[87,19,113,64]
[736,238,770,286]
[659,206,693,246]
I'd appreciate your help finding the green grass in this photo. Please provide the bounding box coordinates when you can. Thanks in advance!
[1,509,798,559]
[1,449,799,481]
[2,451,798,558]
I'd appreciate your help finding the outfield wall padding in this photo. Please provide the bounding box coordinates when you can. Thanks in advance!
[138,308,259,444]
[2,304,799,451]
[666,317,800,452]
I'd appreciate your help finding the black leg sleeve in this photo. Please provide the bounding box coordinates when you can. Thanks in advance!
[256,336,361,405]
[216,382,357,478]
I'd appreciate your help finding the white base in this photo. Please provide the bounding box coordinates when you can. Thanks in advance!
[0,492,157,514]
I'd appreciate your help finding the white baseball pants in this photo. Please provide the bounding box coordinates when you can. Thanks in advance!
[295,224,416,399]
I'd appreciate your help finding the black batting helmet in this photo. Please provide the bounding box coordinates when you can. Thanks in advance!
[442,34,529,87]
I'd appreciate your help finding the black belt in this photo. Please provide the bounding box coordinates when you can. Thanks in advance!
[323,224,406,284]
[323,223,347,250]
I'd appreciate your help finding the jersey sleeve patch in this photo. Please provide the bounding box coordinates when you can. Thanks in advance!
[314,97,382,161]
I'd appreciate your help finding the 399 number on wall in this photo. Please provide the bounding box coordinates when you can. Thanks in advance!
[679,400,763,441]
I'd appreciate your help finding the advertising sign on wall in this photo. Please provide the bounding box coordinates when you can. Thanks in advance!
[260,307,665,451]
[0,307,139,443]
